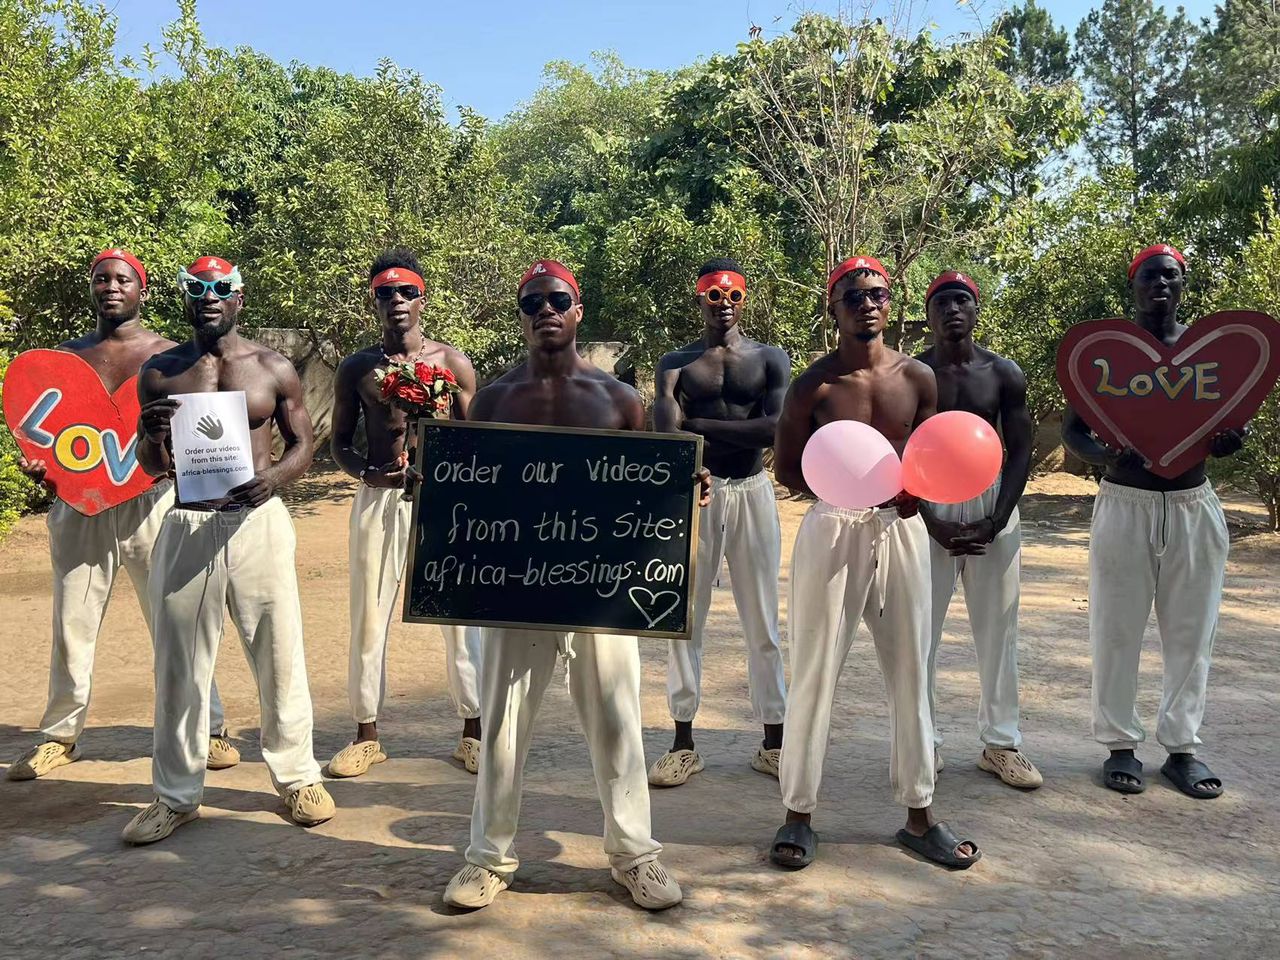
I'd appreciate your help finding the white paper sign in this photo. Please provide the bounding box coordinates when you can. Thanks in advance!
[170,391,255,502]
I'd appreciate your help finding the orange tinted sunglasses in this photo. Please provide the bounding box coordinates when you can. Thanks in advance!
[703,286,745,304]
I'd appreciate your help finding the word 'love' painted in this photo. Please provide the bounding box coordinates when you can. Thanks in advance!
[19,388,140,483]
[1093,359,1221,400]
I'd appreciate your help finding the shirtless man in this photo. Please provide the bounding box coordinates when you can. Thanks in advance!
[1063,244,1243,800]
[648,258,789,787]
[769,256,980,871]
[121,256,333,844]
[444,259,706,911]
[916,271,1041,789]
[326,249,484,780]
[7,248,237,781]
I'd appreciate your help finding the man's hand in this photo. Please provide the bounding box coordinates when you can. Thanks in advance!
[17,456,50,488]
[367,452,411,489]
[923,514,967,550]
[946,518,997,556]
[139,398,181,443]
[893,491,920,519]
[1209,427,1248,459]
[694,467,712,507]
[1104,444,1147,471]
[227,473,277,508]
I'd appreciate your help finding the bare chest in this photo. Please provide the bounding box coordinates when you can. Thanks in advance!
[678,350,768,408]
[933,365,1001,424]
[813,370,919,448]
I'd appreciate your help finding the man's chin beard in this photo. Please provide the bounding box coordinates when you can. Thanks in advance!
[853,330,881,343]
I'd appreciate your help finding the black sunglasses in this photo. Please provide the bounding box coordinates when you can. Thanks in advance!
[840,287,891,308]
[374,284,422,301]
[519,291,575,316]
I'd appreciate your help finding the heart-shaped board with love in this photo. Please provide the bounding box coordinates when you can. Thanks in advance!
[1055,312,1280,479]
[2,349,156,515]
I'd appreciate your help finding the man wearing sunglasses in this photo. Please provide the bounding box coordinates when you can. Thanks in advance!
[8,249,239,781]
[770,256,981,871]
[327,249,483,780]
[444,259,706,912]
[647,259,790,788]
[915,272,1041,790]
[123,256,334,844]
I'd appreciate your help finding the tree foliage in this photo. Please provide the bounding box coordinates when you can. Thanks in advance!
[1,0,1279,530]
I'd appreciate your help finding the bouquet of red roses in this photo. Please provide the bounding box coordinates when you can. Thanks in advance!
[374,360,460,418]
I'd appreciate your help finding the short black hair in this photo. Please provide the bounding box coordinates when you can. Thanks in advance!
[369,247,422,281]
[698,258,744,280]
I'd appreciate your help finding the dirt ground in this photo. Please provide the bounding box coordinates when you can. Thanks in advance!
[2,469,1278,959]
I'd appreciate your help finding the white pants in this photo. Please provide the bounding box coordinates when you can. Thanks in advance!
[927,481,1022,750]
[666,471,786,725]
[466,628,661,879]
[780,503,934,812]
[347,485,481,723]
[149,498,321,812]
[40,481,226,743]
[1090,480,1228,754]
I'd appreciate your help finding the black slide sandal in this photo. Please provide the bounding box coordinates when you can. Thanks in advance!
[769,821,817,869]
[1161,753,1223,799]
[896,822,981,870]
[1103,751,1145,794]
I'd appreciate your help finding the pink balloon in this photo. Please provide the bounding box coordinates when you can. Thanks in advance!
[801,420,903,509]
[901,411,1003,504]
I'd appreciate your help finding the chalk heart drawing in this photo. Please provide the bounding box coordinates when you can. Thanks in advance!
[628,586,681,629]
[2,349,155,515]
[1055,312,1280,479]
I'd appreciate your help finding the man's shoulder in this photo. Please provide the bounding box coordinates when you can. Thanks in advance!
[740,338,790,367]
[792,352,839,394]
[980,347,1025,385]
[337,346,383,375]
[657,341,705,369]
[914,344,938,367]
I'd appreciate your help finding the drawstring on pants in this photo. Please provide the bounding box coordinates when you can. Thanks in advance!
[1151,491,1170,558]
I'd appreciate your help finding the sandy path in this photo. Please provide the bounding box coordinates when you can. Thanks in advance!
[1,470,1278,959]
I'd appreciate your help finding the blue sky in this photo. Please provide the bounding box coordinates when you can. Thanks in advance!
[104,0,1222,119]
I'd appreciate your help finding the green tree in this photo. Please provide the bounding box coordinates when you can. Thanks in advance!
[1074,0,1197,200]
[993,0,1076,201]
[985,170,1204,424]
[1206,189,1280,529]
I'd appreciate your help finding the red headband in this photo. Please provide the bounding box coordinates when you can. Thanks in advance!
[828,256,889,296]
[1128,244,1186,280]
[519,259,580,298]
[370,266,425,291]
[926,271,980,304]
[188,256,234,276]
[91,248,147,288]
[696,270,746,296]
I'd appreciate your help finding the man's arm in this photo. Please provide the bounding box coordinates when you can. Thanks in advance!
[448,349,478,420]
[229,354,314,506]
[894,361,938,519]
[943,361,1034,554]
[990,360,1033,533]
[684,346,791,449]
[330,357,367,480]
[136,363,178,477]
[266,354,315,487]
[466,382,498,424]
[772,375,817,495]
[652,354,685,433]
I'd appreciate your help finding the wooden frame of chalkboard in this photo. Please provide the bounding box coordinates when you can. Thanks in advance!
[403,419,703,639]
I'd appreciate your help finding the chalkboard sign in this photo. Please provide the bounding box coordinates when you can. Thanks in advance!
[404,420,703,639]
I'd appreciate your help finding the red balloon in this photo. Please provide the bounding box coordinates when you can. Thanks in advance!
[901,411,1002,504]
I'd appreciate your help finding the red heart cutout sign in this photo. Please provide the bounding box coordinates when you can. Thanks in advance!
[2,349,156,515]
[1056,312,1280,479]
